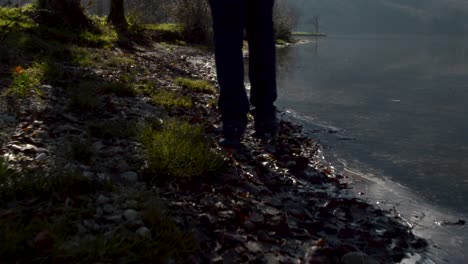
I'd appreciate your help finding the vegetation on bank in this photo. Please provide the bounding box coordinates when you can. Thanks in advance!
[0,1,302,262]
[0,4,214,262]
[292,31,327,37]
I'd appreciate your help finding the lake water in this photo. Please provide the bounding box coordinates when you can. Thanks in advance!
[275,35,468,262]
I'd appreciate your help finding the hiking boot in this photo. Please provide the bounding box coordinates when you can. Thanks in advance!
[252,109,279,139]
[219,119,246,149]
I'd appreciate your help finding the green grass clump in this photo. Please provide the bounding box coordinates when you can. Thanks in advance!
[139,120,225,180]
[106,56,135,68]
[144,23,183,33]
[175,77,216,94]
[134,81,155,96]
[0,159,95,204]
[152,89,192,110]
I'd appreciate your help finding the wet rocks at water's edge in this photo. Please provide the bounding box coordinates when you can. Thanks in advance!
[0,44,427,263]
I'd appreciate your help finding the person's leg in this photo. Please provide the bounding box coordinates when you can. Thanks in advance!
[246,0,278,137]
[209,0,249,146]
[209,0,249,121]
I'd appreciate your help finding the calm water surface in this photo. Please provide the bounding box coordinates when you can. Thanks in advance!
[275,35,468,262]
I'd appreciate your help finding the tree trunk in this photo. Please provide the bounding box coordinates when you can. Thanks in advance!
[36,0,91,28]
[108,0,127,29]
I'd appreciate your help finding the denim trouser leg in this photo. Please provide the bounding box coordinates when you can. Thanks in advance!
[246,0,277,115]
[209,0,249,121]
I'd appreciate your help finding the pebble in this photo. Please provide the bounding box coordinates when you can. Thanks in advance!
[0,115,16,124]
[121,171,138,183]
[35,153,48,161]
[243,220,256,231]
[97,195,111,205]
[124,209,139,222]
[95,207,104,218]
[124,199,138,209]
[248,212,265,223]
[103,204,115,214]
[105,215,123,222]
[136,226,152,239]
[83,171,94,178]
[245,241,262,253]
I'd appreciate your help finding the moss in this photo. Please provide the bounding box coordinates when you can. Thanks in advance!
[139,120,225,180]
[144,23,185,43]
[144,23,183,33]
[152,89,192,110]
[175,77,216,94]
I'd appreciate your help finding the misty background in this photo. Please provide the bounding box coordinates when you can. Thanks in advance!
[3,0,468,35]
[293,0,468,35]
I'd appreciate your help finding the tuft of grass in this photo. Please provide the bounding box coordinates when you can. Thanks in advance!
[139,120,225,180]
[0,159,95,204]
[134,81,155,96]
[99,81,136,97]
[175,77,216,94]
[152,89,192,110]
[3,63,46,98]
[106,56,135,68]
[70,47,103,67]
[144,23,183,33]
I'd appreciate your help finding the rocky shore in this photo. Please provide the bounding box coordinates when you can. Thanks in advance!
[0,42,427,263]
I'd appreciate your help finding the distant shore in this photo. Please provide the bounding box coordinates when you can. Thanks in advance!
[292,32,327,37]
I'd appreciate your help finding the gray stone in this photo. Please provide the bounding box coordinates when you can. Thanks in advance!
[1,115,16,124]
[103,204,115,214]
[264,206,281,216]
[105,214,123,222]
[245,241,262,253]
[249,212,265,223]
[35,153,48,161]
[97,173,110,181]
[97,194,111,205]
[243,220,256,231]
[95,207,104,218]
[83,220,99,231]
[124,199,138,209]
[121,171,138,183]
[136,226,152,239]
[124,209,139,222]
[83,171,94,178]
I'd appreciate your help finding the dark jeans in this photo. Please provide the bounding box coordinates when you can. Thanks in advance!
[209,0,277,122]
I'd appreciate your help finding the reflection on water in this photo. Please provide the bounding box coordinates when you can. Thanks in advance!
[276,35,468,262]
